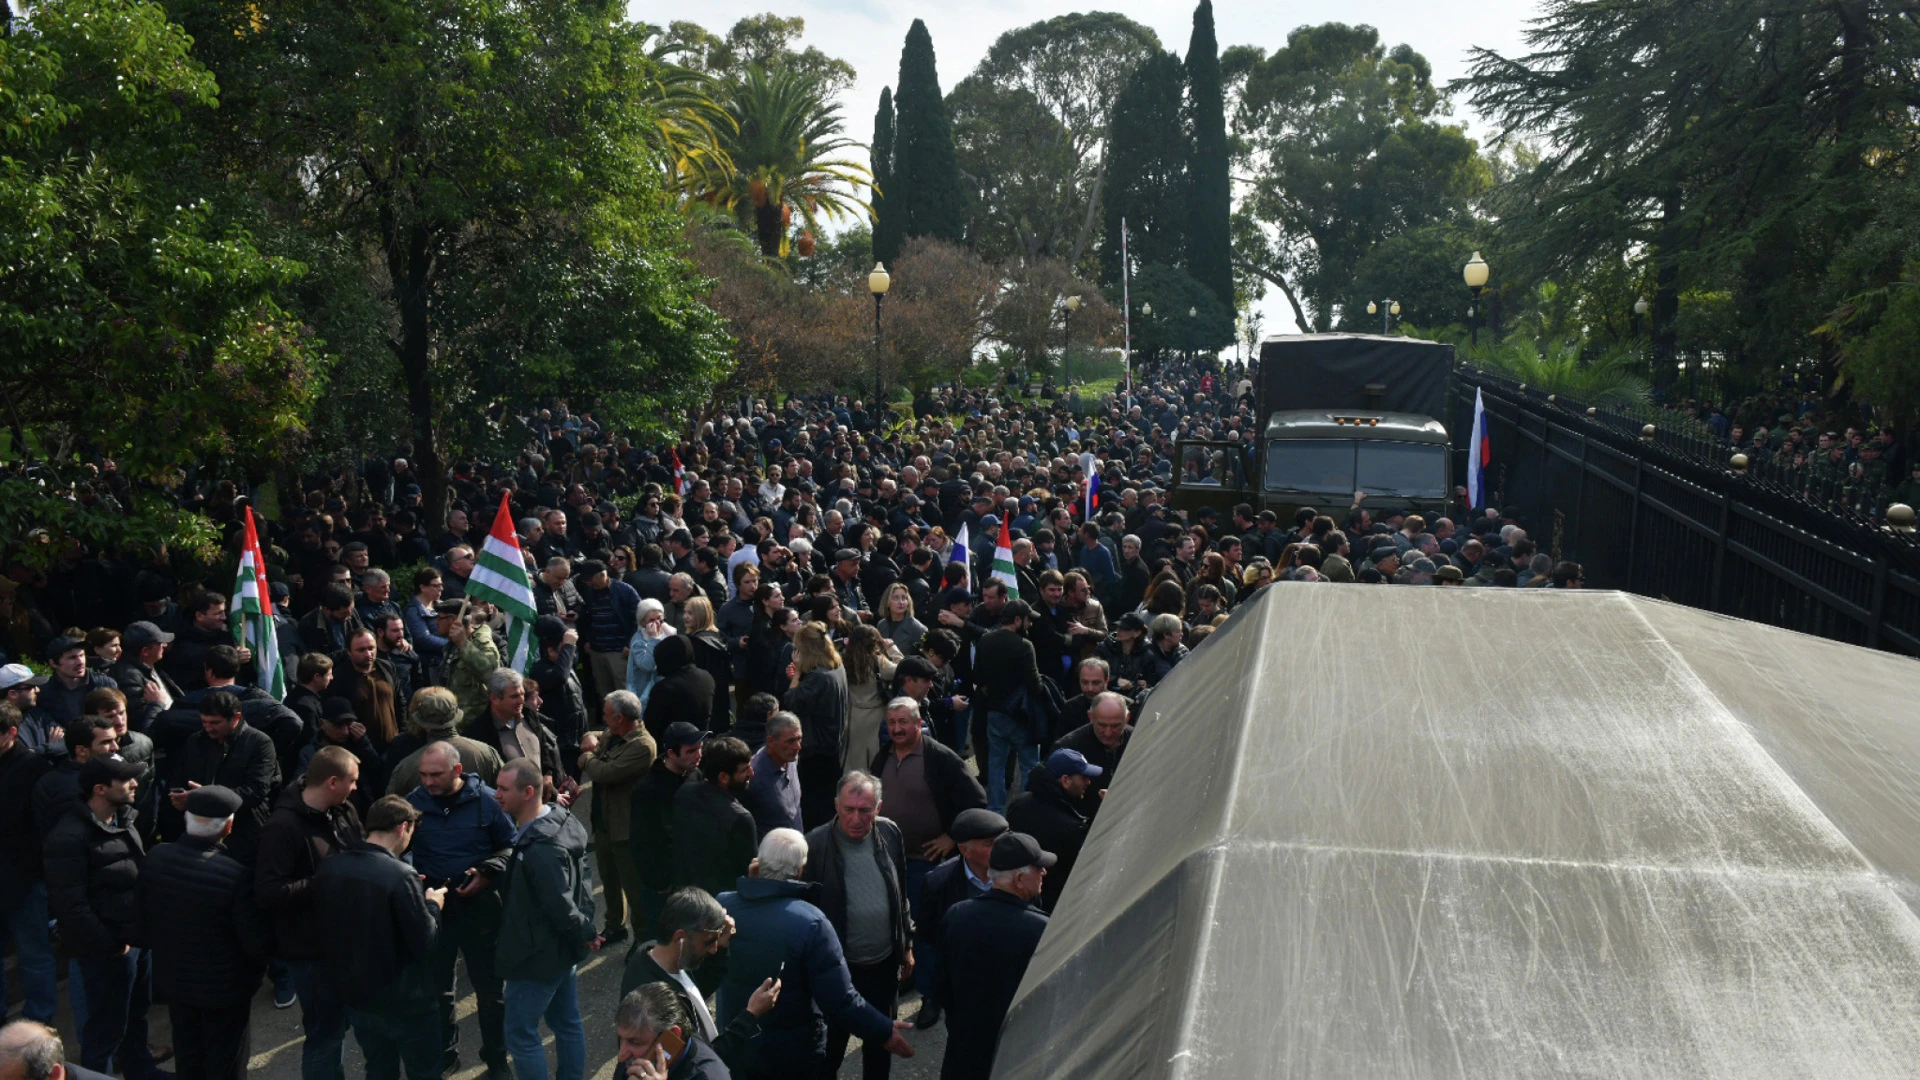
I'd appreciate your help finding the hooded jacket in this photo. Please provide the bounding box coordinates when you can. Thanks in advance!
[494,805,596,981]
[642,634,715,745]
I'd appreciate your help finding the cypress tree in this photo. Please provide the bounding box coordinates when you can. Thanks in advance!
[1184,1,1233,308]
[871,87,900,265]
[1101,51,1189,287]
[890,19,966,247]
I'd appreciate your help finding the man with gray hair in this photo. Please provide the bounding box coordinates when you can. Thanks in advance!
[804,772,913,1079]
[937,832,1054,1080]
[0,1019,103,1080]
[467,669,563,802]
[741,712,803,838]
[617,887,778,1073]
[136,786,270,1080]
[716,830,914,1079]
[613,983,729,1080]
[577,689,655,947]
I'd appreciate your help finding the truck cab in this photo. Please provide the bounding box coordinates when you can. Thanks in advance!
[1170,335,1455,524]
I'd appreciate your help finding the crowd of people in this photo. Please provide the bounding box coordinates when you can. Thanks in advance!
[0,354,1587,1080]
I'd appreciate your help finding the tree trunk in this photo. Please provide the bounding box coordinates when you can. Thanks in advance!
[1651,193,1683,392]
[386,216,449,534]
[1234,258,1312,334]
[755,203,783,258]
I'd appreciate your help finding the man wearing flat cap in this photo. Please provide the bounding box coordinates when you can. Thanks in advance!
[138,786,271,1080]
[937,832,1054,1080]
[911,808,1007,1031]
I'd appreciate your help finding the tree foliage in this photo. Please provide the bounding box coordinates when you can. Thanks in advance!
[952,12,1161,268]
[886,20,967,254]
[1184,1,1234,309]
[710,67,870,258]
[1234,24,1487,331]
[1102,51,1190,290]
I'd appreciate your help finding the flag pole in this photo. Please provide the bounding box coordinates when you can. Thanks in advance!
[1121,216,1133,408]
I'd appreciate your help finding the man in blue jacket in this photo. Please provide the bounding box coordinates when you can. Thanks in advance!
[715,829,915,1079]
[405,742,517,1078]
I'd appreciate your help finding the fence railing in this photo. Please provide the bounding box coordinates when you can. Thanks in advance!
[1451,368,1920,657]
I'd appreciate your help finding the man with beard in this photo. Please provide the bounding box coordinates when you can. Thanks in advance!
[616,887,778,1075]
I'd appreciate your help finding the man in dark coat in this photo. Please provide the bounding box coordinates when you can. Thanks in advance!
[715,830,912,1079]
[911,809,1005,1031]
[461,669,564,799]
[164,591,240,693]
[0,706,55,1025]
[803,772,913,1080]
[1005,750,1099,913]
[492,759,597,1080]
[312,795,447,1080]
[616,887,771,1074]
[254,746,364,1080]
[137,785,272,1080]
[642,635,714,747]
[165,690,281,864]
[1051,690,1131,821]
[670,737,757,898]
[529,618,588,777]
[614,982,734,1080]
[938,833,1053,1080]
[972,601,1047,813]
[44,754,164,1079]
[628,724,705,939]
[109,621,183,739]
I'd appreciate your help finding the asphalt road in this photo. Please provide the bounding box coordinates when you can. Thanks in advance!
[13,781,949,1079]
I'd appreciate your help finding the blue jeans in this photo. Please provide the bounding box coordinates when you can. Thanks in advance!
[985,710,1038,812]
[345,1006,441,1080]
[75,947,161,1078]
[291,961,347,1080]
[0,881,56,1022]
[503,970,584,1080]
[904,859,936,1001]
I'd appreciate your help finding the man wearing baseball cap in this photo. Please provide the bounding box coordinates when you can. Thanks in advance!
[0,665,53,756]
[1005,749,1101,912]
[937,832,1053,1080]
[110,622,180,737]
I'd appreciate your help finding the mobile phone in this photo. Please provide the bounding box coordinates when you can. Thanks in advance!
[657,1028,686,1061]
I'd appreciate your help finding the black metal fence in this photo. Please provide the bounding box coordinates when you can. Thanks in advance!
[1450,369,1920,657]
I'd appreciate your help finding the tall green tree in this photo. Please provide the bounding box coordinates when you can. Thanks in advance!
[951,13,1162,267]
[0,0,320,559]
[1101,51,1189,290]
[872,88,901,266]
[1184,1,1234,309]
[887,19,966,255]
[1234,24,1487,331]
[1461,0,1920,380]
[172,0,731,525]
[650,16,857,99]
[711,67,871,258]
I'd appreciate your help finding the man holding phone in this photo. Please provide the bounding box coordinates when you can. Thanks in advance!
[619,887,779,1074]
[614,983,729,1079]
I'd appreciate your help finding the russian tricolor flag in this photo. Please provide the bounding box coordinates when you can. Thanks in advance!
[1084,472,1100,520]
[1467,388,1491,508]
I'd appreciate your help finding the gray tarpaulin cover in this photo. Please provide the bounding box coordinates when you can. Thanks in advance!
[1257,334,1453,418]
[993,585,1920,1079]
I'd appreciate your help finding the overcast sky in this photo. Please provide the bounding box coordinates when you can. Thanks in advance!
[632,0,1548,338]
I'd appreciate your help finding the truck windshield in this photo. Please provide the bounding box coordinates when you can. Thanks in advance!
[1356,442,1447,499]
[1265,439,1446,498]
[1264,440,1357,495]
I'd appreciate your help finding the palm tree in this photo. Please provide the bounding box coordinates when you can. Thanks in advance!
[711,66,872,258]
[635,32,735,197]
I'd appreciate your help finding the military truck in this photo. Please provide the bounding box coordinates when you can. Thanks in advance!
[1169,334,1454,524]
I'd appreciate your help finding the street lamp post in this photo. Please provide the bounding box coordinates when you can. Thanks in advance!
[1187,306,1197,364]
[1366,299,1401,335]
[1062,294,1081,387]
[868,262,890,408]
[1464,251,1490,348]
[1633,295,1651,377]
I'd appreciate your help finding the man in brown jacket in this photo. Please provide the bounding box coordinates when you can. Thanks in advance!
[578,689,657,945]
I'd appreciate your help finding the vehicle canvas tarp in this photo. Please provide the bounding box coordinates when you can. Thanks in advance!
[993,584,1920,1079]
[1258,334,1454,420]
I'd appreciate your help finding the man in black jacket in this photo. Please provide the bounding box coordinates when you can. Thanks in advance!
[616,887,774,1075]
[164,591,246,693]
[938,833,1052,1080]
[137,786,271,1080]
[869,699,985,1025]
[312,795,447,1080]
[166,691,280,864]
[108,621,181,739]
[670,737,757,899]
[529,618,587,779]
[972,601,1045,813]
[1052,691,1130,821]
[628,724,704,939]
[44,754,164,1079]
[804,771,912,1080]
[254,747,363,1080]
[0,705,55,1026]
[1005,749,1099,913]
[911,809,1005,1030]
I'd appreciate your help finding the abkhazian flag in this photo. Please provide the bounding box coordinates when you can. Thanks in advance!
[231,506,285,700]
[991,516,1019,592]
[948,523,971,592]
[467,493,538,673]
[670,447,689,496]
[1468,387,1491,508]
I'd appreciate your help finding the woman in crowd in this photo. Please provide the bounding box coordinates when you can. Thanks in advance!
[874,582,926,658]
[627,597,673,704]
[680,595,733,732]
[842,624,902,773]
[783,621,849,829]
